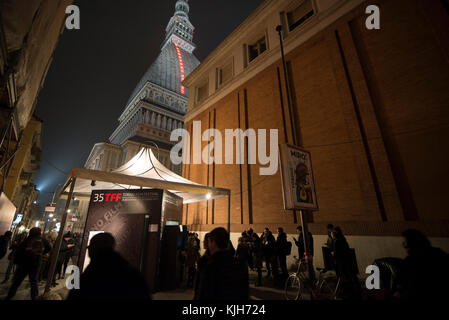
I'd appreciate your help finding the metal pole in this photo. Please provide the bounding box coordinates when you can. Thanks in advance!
[276,25,314,284]
[276,25,300,224]
[300,210,315,283]
[276,25,297,146]
[227,192,231,233]
[44,178,76,293]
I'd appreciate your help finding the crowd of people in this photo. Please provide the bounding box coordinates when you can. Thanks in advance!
[181,225,449,301]
[0,227,81,300]
[1,224,448,301]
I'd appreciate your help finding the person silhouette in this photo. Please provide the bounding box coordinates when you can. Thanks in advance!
[67,232,151,300]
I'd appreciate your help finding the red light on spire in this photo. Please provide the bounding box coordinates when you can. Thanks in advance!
[174,44,186,95]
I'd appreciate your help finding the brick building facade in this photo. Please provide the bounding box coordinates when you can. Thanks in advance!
[182,0,449,270]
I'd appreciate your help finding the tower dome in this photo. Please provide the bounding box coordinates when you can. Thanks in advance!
[175,0,189,17]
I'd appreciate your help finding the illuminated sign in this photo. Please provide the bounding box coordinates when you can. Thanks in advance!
[45,203,56,212]
[13,214,23,225]
[174,43,185,95]
[92,193,123,203]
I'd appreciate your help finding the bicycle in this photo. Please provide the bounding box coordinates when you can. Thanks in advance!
[284,256,341,300]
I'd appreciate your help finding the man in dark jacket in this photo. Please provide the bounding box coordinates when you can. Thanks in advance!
[293,226,314,259]
[67,232,151,300]
[5,227,51,300]
[261,228,275,277]
[276,228,289,278]
[197,227,249,300]
[56,233,74,280]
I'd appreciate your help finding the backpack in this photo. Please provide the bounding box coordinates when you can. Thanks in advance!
[25,237,44,257]
[284,241,292,256]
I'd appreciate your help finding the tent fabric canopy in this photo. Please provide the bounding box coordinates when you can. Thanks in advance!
[60,148,229,204]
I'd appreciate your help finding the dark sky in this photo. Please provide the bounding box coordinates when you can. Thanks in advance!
[33,0,265,207]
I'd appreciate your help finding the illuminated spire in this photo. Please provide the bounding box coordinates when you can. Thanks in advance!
[174,0,190,17]
[162,0,195,53]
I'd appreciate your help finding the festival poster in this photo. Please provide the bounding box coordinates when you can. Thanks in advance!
[279,144,318,210]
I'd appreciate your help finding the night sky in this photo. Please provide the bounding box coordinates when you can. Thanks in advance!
[33,0,265,208]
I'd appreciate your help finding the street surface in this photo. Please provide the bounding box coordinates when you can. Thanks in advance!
[1,256,286,300]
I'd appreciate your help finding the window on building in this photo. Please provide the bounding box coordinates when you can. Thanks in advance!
[286,0,315,32]
[217,60,233,88]
[196,80,209,104]
[247,36,267,63]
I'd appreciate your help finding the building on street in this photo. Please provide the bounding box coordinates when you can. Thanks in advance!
[182,0,449,271]
[0,0,72,232]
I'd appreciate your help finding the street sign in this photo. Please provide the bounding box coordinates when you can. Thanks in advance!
[12,214,23,225]
[45,206,56,212]
[279,144,318,210]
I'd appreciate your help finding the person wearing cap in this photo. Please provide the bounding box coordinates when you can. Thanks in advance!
[67,232,151,300]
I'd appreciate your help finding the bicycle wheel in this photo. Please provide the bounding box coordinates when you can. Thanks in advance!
[285,275,301,300]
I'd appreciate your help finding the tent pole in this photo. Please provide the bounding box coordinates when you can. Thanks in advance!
[44,177,76,294]
[227,192,231,233]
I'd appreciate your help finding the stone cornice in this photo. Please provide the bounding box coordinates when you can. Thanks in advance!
[183,0,276,86]
[119,81,187,122]
[184,0,366,122]
[84,142,121,168]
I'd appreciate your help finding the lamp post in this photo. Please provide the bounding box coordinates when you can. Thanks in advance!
[276,25,315,285]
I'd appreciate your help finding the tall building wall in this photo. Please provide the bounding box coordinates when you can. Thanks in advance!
[182,0,449,269]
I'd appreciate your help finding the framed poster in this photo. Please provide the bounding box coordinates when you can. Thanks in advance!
[279,144,318,210]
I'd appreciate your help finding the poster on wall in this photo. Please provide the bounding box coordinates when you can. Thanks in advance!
[279,144,318,211]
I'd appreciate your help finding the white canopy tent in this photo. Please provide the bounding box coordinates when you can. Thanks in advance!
[59,148,229,203]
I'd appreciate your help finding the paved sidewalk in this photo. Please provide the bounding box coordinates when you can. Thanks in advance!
[0,255,307,300]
